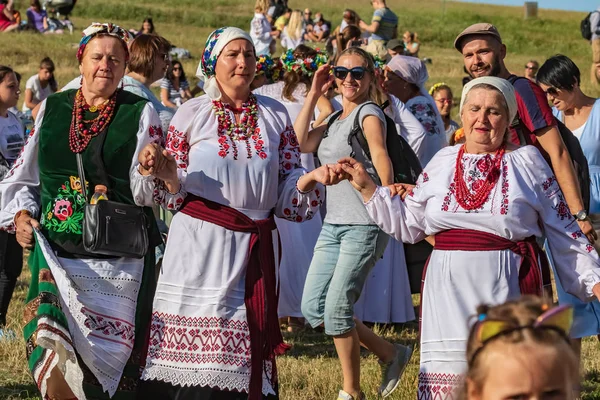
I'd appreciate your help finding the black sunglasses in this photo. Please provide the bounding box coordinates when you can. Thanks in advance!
[545,87,560,96]
[333,66,367,80]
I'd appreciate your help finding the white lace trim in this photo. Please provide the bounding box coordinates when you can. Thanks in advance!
[141,363,276,396]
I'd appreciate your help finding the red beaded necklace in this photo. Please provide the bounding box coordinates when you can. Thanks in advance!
[69,89,118,153]
[453,144,505,210]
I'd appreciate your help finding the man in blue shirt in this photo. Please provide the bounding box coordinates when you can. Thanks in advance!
[359,0,398,58]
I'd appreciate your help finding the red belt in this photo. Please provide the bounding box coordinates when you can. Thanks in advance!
[180,195,289,399]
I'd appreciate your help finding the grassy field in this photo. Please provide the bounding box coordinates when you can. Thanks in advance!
[3,0,600,399]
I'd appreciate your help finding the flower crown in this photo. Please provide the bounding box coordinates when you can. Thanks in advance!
[372,55,386,73]
[256,54,284,83]
[281,48,328,77]
[429,82,448,96]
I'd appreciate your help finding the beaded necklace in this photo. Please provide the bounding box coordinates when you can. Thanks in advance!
[453,144,505,210]
[213,94,265,160]
[69,89,118,153]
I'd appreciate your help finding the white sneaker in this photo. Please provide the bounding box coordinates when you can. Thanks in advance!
[337,390,366,400]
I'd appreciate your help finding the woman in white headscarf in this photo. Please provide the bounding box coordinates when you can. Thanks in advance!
[337,76,600,398]
[382,55,447,165]
[138,27,334,399]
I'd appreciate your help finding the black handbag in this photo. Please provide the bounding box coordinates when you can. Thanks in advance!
[76,152,149,258]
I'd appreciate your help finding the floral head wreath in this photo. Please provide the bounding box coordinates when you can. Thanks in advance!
[281,48,328,77]
[429,82,449,96]
[77,22,133,63]
[372,55,385,73]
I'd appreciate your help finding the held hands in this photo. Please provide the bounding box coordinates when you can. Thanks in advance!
[337,157,377,202]
[297,164,348,193]
[138,143,178,183]
[15,213,40,250]
[387,183,415,200]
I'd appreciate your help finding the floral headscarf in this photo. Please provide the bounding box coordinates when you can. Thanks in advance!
[196,27,254,100]
[77,22,133,63]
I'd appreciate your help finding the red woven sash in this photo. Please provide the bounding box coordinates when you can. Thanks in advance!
[180,195,289,399]
[433,229,544,295]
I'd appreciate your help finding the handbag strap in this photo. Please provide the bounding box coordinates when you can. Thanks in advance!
[76,152,90,203]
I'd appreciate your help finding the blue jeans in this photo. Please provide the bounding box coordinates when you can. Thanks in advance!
[301,223,389,336]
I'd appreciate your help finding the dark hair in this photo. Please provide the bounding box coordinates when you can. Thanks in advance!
[30,0,41,8]
[40,57,57,92]
[342,9,360,25]
[282,44,316,102]
[0,65,15,84]
[167,61,187,82]
[536,54,580,92]
[128,34,172,79]
[140,17,155,34]
[335,25,362,62]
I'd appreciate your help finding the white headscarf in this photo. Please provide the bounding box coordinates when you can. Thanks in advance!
[460,77,518,123]
[196,27,254,100]
[386,55,446,137]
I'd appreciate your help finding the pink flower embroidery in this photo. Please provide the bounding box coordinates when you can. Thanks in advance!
[53,199,73,221]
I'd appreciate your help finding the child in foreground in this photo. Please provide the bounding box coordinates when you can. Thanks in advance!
[462,296,578,400]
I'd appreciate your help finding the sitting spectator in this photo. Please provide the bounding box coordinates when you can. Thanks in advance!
[338,9,360,34]
[273,6,291,37]
[251,0,277,55]
[386,38,404,58]
[130,17,155,37]
[302,8,313,30]
[0,0,19,32]
[359,0,398,58]
[331,25,362,62]
[22,57,57,114]
[429,82,460,143]
[26,0,63,34]
[402,31,420,57]
[306,12,329,42]
[524,60,539,81]
[281,9,305,50]
[160,61,192,109]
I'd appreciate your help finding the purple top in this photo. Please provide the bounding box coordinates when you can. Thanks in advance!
[26,7,46,32]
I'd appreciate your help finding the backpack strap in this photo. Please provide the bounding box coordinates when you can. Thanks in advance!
[349,101,378,159]
[323,109,343,138]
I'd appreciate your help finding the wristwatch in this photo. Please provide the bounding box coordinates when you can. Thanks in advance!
[573,210,589,221]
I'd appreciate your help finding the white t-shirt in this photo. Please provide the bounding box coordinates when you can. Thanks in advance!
[0,111,25,179]
[23,74,54,112]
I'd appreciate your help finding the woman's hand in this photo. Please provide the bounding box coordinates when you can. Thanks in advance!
[337,157,378,202]
[16,213,40,250]
[593,282,600,302]
[387,183,415,200]
[138,143,179,185]
[309,65,334,98]
[296,164,348,193]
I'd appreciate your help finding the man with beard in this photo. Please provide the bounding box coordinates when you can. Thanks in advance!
[454,22,597,246]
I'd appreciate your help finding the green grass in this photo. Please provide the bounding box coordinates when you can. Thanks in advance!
[4,0,600,398]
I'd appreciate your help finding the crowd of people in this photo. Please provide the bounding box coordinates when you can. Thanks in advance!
[1,1,600,399]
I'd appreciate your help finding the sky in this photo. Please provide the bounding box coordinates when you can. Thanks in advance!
[454,0,595,13]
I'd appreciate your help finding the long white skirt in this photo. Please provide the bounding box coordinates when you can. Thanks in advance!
[418,248,522,399]
[141,211,279,396]
[354,238,415,323]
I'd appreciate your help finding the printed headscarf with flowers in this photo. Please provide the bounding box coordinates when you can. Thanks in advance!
[77,22,133,63]
[196,27,255,100]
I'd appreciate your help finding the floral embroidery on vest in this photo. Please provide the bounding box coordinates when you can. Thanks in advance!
[41,176,87,234]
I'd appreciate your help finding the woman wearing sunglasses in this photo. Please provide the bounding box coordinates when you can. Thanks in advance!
[160,61,192,109]
[463,297,579,400]
[537,54,600,361]
[295,47,412,400]
[338,76,600,398]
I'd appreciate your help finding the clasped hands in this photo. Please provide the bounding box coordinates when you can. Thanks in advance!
[138,143,180,193]
[300,157,414,202]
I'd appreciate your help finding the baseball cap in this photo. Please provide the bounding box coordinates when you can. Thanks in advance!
[386,39,404,51]
[454,23,502,52]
